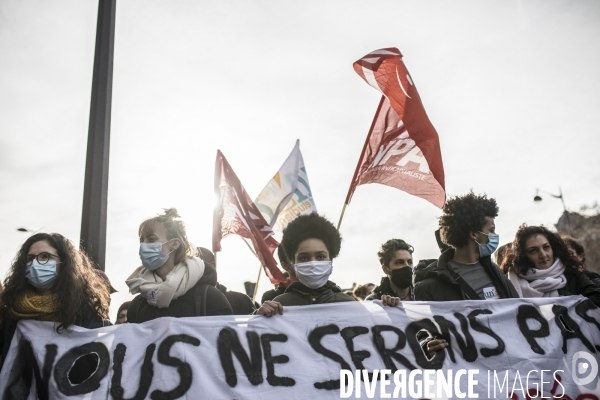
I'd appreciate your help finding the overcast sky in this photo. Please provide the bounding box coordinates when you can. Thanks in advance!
[1,0,599,321]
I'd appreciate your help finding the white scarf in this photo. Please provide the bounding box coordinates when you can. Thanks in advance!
[126,256,205,308]
[508,258,567,298]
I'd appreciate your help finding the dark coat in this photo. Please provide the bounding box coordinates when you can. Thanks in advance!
[583,270,600,288]
[366,276,398,300]
[128,265,233,323]
[216,283,257,315]
[365,276,413,301]
[0,310,109,372]
[367,259,436,301]
[413,249,519,301]
[261,285,286,304]
[557,267,600,306]
[273,281,356,306]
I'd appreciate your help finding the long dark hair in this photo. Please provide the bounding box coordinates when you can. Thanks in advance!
[502,224,579,275]
[0,233,110,330]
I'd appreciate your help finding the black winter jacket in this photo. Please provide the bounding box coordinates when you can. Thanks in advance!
[367,259,436,301]
[128,265,233,323]
[261,285,286,304]
[583,270,600,288]
[413,249,519,301]
[557,267,600,306]
[0,311,109,373]
[366,277,413,301]
[216,283,257,315]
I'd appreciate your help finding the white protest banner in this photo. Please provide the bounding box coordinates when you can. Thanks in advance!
[1,297,599,399]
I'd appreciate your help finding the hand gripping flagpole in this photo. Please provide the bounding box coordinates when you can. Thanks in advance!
[337,96,386,231]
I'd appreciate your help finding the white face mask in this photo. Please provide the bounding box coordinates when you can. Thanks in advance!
[293,261,332,289]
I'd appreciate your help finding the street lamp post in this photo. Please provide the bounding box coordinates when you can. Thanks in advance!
[534,187,567,212]
[533,187,572,234]
[80,0,116,271]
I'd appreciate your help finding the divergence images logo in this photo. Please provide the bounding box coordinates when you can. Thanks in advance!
[572,351,599,386]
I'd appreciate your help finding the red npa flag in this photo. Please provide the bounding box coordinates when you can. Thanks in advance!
[346,48,445,209]
[213,150,287,284]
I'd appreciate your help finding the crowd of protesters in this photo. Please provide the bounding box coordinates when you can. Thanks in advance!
[1,191,600,367]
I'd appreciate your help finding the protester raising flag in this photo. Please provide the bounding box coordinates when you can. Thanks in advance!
[343,48,446,215]
[255,140,317,233]
[213,150,287,284]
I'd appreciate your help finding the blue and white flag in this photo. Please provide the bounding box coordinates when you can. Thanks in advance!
[255,140,317,233]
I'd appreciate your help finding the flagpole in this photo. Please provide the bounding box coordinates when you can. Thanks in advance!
[336,203,347,231]
[337,95,386,231]
[240,237,263,303]
[252,265,262,304]
[241,237,258,257]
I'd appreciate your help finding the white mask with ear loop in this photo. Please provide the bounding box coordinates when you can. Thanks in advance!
[293,261,332,289]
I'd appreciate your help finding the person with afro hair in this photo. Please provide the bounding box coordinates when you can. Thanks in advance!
[413,192,519,301]
[257,213,401,316]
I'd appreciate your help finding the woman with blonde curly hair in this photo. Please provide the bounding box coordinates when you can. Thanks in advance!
[126,208,232,322]
[0,232,110,368]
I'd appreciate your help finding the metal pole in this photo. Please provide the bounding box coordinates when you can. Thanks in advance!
[558,186,573,235]
[80,0,116,271]
[558,186,567,212]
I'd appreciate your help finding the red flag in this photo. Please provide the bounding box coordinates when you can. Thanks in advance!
[213,150,287,284]
[346,48,445,209]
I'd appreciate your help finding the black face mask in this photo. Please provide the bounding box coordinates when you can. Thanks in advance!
[388,267,413,289]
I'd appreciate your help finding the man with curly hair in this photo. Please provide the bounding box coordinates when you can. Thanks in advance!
[257,213,401,316]
[367,239,416,301]
[414,192,519,301]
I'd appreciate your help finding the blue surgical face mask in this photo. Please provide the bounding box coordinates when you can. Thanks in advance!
[475,231,500,257]
[25,260,58,291]
[139,240,175,271]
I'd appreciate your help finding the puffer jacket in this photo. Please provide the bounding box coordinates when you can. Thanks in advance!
[413,249,519,301]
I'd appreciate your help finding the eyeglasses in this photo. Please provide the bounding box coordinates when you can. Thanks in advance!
[26,252,60,266]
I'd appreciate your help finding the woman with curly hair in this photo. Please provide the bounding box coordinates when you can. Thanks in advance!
[503,225,600,306]
[257,213,401,317]
[414,191,519,301]
[0,233,110,368]
[562,235,600,287]
[126,208,232,322]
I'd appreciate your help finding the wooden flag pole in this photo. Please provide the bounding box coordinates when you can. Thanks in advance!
[252,265,262,304]
[241,237,258,257]
[336,203,348,231]
[240,237,262,304]
[337,96,386,233]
